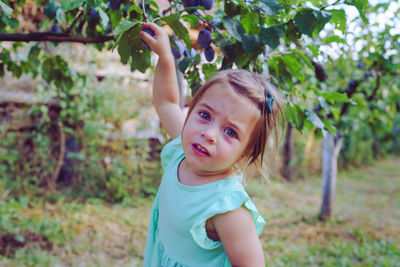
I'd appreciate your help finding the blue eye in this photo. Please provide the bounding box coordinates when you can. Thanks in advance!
[199,111,211,121]
[224,128,237,138]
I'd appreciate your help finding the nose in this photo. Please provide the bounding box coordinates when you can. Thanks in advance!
[201,125,217,144]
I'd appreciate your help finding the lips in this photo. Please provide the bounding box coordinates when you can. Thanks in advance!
[192,143,210,156]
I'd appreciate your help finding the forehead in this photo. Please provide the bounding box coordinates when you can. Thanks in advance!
[196,83,260,132]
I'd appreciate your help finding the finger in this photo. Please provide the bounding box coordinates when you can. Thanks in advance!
[140,30,152,41]
[140,31,156,48]
[141,22,166,38]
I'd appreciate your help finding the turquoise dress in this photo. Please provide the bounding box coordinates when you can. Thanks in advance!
[143,136,265,267]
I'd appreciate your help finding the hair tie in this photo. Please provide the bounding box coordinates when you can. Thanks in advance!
[265,89,274,114]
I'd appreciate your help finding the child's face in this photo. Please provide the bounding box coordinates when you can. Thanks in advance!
[181,84,259,178]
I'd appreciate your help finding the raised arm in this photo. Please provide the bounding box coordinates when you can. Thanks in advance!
[140,23,185,139]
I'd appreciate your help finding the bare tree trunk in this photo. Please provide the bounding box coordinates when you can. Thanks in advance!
[282,122,294,181]
[319,132,343,221]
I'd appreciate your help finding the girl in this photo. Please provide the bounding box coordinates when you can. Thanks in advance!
[140,22,284,267]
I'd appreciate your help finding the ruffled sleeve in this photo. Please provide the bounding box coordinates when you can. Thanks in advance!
[190,190,265,250]
[160,136,183,170]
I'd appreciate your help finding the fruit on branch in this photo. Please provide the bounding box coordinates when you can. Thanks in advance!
[198,29,212,49]
[50,24,62,33]
[199,0,214,10]
[363,72,374,79]
[109,0,121,11]
[90,8,98,18]
[141,28,155,49]
[184,0,199,8]
[171,40,185,59]
[349,79,358,89]
[357,62,364,68]
[184,0,213,13]
[204,45,214,62]
[184,0,199,13]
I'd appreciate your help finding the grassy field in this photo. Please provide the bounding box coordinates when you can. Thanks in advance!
[1,157,399,266]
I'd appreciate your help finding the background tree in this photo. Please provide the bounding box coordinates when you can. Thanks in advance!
[1,0,398,220]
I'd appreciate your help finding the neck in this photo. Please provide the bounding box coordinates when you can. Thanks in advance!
[178,159,237,186]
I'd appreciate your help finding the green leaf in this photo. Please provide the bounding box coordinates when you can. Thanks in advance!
[117,31,131,64]
[113,20,139,39]
[241,12,260,35]
[317,96,330,111]
[98,8,109,29]
[109,9,122,28]
[182,14,200,29]
[305,110,325,129]
[291,49,313,69]
[224,0,242,17]
[258,0,283,15]
[0,0,13,16]
[117,25,151,73]
[320,92,350,104]
[285,21,302,42]
[178,57,191,74]
[329,9,347,33]
[307,45,319,57]
[56,8,66,24]
[61,0,83,11]
[259,24,285,50]
[324,35,346,44]
[344,0,369,24]
[1,15,19,29]
[87,0,102,8]
[202,63,218,80]
[287,103,306,131]
[294,8,332,36]
[322,119,336,133]
[282,54,304,82]
[241,34,263,56]
[223,16,245,42]
[162,13,191,49]
[44,1,61,20]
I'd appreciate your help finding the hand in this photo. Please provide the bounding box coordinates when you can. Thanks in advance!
[140,22,172,58]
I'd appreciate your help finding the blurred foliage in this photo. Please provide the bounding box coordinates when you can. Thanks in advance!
[0,65,162,202]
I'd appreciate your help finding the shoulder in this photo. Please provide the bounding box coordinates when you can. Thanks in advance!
[160,136,183,169]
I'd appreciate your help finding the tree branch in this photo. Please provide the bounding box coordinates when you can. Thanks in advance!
[367,71,382,101]
[340,79,360,116]
[141,0,148,22]
[321,0,342,10]
[66,10,84,34]
[0,33,114,44]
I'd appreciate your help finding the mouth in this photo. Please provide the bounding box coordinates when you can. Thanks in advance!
[192,143,210,156]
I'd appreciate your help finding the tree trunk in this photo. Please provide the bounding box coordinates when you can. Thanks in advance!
[282,122,294,181]
[319,132,343,221]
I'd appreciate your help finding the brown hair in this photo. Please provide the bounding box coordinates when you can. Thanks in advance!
[184,69,285,175]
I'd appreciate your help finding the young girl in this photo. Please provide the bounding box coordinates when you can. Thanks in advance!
[140,22,284,267]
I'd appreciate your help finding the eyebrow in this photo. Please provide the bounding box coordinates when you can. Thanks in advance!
[197,103,245,138]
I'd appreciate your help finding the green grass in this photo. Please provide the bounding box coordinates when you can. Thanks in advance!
[1,157,399,266]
